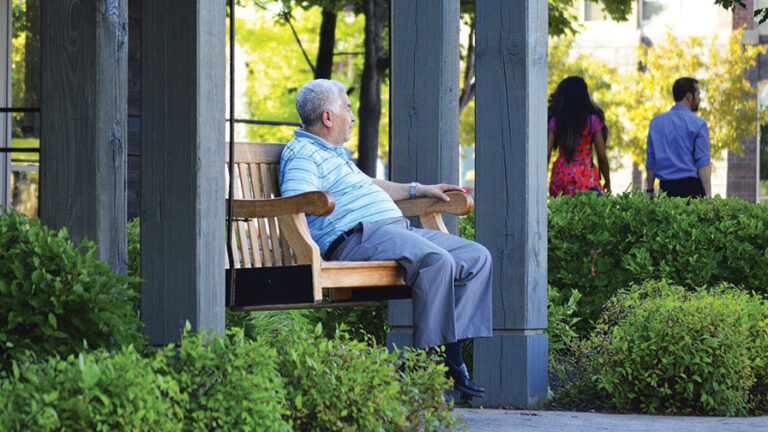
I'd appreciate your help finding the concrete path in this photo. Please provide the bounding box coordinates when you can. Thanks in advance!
[455,409,768,432]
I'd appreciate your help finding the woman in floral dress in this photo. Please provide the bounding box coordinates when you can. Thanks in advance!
[547,76,611,197]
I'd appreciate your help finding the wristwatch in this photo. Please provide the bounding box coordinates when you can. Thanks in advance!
[409,182,419,199]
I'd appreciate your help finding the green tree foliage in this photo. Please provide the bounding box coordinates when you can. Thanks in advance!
[715,0,768,23]
[613,29,767,163]
[234,5,391,159]
[548,0,633,37]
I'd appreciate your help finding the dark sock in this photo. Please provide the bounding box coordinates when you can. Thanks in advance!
[444,341,463,368]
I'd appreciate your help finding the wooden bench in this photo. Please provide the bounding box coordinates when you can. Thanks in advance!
[225,142,474,311]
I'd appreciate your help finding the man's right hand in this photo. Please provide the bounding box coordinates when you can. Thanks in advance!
[418,184,464,202]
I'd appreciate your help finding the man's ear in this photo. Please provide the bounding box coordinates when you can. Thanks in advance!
[321,110,333,128]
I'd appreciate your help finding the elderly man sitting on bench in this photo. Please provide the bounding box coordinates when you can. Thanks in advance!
[279,79,493,399]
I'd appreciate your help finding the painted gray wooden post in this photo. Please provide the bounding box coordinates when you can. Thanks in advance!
[40,1,128,275]
[140,1,225,345]
[388,0,460,348]
[473,0,549,407]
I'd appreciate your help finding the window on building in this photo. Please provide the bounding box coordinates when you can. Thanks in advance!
[641,0,667,23]
[1,0,40,217]
[584,1,609,21]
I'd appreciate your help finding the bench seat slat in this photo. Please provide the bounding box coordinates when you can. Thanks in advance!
[320,260,406,288]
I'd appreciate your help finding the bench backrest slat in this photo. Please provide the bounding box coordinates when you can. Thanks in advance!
[226,142,293,269]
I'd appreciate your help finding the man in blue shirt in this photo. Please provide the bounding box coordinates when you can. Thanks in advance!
[645,77,711,198]
[280,79,492,400]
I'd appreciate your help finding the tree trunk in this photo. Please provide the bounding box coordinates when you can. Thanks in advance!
[632,161,643,191]
[357,0,387,177]
[314,8,337,79]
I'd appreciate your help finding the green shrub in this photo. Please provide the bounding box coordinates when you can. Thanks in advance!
[396,347,466,431]
[548,286,581,356]
[0,210,145,369]
[264,323,461,431]
[555,280,768,416]
[160,326,291,432]
[305,305,390,344]
[549,192,768,330]
[226,308,313,341]
[459,208,475,241]
[127,217,141,308]
[0,347,179,431]
[547,286,582,391]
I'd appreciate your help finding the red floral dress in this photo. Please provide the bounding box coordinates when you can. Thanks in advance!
[548,115,604,197]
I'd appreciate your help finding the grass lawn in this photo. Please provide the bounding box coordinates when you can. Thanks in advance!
[10,137,39,163]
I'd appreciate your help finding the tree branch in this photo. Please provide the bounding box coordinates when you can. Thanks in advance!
[280,10,315,74]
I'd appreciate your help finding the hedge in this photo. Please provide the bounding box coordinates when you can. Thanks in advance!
[548,192,768,329]
[554,280,768,416]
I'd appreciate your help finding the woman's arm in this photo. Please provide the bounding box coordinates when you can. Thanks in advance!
[593,129,611,192]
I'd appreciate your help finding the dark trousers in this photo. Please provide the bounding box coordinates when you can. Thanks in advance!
[659,177,705,199]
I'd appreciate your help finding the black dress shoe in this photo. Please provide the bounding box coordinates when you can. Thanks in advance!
[446,362,485,398]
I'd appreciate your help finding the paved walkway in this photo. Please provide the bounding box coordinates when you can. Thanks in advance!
[455,409,768,432]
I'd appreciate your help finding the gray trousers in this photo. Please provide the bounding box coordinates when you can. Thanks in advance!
[327,217,493,348]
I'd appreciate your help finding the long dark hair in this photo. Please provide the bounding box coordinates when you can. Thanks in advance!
[548,76,607,162]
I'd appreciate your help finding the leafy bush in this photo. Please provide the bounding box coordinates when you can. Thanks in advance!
[160,326,291,432]
[396,347,466,431]
[264,323,462,431]
[459,207,475,241]
[547,286,582,392]
[0,210,145,369]
[0,347,179,431]
[226,308,313,341]
[548,286,581,356]
[305,305,390,344]
[549,192,768,330]
[127,217,141,307]
[555,280,768,416]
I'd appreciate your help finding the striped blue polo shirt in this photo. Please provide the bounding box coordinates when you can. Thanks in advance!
[279,129,402,254]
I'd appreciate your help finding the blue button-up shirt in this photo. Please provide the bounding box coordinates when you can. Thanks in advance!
[646,105,710,180]
[279,129,403,254]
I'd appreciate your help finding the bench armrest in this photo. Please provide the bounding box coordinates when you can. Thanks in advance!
[228,191,335,218]
[395,191,474,218]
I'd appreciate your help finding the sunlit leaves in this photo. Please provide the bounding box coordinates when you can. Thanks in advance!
[614,29,767,163]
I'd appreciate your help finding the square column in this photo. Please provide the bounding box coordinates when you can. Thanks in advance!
[40,0,129,274]
[474,0,549,407]
[388,0,460,348]
[140,1,225,344]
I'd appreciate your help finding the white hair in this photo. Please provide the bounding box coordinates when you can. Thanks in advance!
[296,79,347,128]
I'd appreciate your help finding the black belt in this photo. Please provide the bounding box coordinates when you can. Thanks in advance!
[323,226,359,260]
